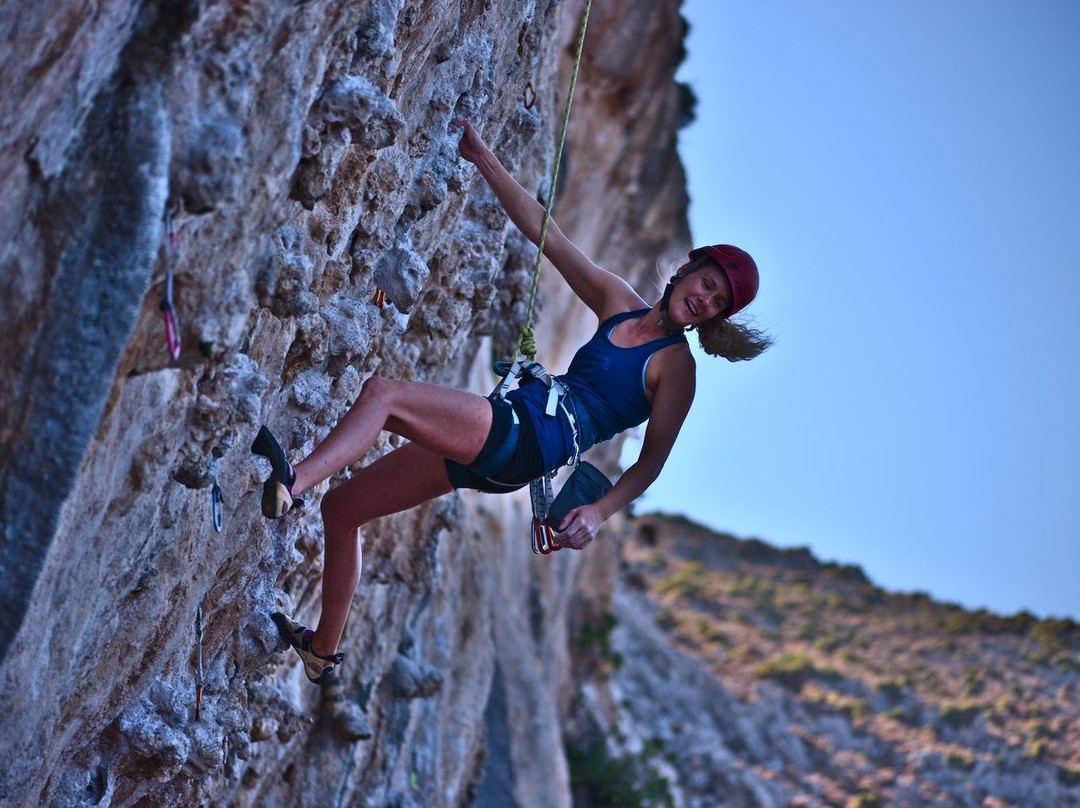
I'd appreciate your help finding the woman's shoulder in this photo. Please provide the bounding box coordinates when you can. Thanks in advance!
[593,282,649,322]
[657,340,695,372]
[645,339,696,395]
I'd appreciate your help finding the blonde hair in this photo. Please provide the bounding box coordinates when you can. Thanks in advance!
[696,316,773,361]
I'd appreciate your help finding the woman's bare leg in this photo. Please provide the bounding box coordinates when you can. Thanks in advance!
[292,377,493,496]
[310,442,454,656]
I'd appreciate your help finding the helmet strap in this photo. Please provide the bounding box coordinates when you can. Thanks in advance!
[656,272,697,334]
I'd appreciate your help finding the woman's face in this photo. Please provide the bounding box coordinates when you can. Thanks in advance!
[670,263,732,325]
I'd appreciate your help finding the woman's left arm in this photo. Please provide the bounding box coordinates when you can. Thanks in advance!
[557,351,696,548]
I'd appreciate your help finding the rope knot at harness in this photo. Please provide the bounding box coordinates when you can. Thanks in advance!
[517,324,538,359]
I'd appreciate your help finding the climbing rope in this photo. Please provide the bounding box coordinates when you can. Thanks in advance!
[514,0,592,359]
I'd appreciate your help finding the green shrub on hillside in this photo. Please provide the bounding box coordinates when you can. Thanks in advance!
[939,701,982,729]
[825,692,869,722]
[876,679,905,704]
[656,562,708,600]
[1058,766,1080,786]
[707,627,733,647]
[1031,622,1070,653]
[946,750,976,771]
[822,562,869,584]
[646,551,668,569]
[757,652,840,690]
[848,792,883,808]
[813,633,843,654]
[884,705,919,727]
[1023,738,1051,762]
[566,736,674,808]
[962,666,987,697]
[577,613,623,671]
[655,609,677,630]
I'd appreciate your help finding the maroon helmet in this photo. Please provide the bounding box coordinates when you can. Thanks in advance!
[689,245,759,317]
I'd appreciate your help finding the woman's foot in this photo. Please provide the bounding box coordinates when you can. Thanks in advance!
[270,612,344,685]
[251,425,302,518]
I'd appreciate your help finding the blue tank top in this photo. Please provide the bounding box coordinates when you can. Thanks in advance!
[507,309,688,471]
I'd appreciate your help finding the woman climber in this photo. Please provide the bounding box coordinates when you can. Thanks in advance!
[255,120,772,684]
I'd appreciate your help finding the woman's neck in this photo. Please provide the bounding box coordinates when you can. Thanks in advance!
[614,303,671,344]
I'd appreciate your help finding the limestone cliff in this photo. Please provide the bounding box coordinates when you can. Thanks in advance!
[0,1,691,806]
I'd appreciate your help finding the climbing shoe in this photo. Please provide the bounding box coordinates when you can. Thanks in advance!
[270,612,344,685]
[251,425,302,518]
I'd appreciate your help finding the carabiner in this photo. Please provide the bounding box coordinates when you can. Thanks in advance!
[531,518,559,555]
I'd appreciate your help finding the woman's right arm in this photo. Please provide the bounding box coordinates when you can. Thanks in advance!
[454,120,642,318]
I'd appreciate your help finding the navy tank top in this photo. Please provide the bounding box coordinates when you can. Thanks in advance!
[507,309,688,471]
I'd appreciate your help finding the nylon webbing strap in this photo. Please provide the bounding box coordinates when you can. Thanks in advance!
[530,476,552,522]
[515,0,592,359]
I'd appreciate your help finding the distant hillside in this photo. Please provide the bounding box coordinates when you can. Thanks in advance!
[566,512,1080,807]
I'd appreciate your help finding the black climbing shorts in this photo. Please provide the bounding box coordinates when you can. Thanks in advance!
[445,397,544,493]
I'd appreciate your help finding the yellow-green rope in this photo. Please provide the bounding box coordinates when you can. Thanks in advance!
[515,0,592,359]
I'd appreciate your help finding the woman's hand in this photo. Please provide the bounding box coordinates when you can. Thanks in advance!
[555,503,606,550]
[451,119,487,165]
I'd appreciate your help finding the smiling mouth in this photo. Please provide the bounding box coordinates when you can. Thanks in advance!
[686,300,697,317]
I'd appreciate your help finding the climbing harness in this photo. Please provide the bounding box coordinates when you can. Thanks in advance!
[211,478,224,533]
[489,358,589,555]
[194,601,204,720]
[490,0,596,555]
[160,207,181,359]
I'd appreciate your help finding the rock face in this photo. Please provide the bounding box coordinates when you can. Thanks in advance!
[0,1,691,806]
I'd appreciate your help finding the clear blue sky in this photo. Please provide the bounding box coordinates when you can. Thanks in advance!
[637,0,1080,619]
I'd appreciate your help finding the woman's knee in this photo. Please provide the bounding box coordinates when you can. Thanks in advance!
[321,484,365,534]
[357,375,397,409]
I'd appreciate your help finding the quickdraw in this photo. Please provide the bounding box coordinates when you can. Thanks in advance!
[194,601,204,720]
[211,479,224,533]
[530,472,559,554]
[373,288,387,309]
[160,208,181,359]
